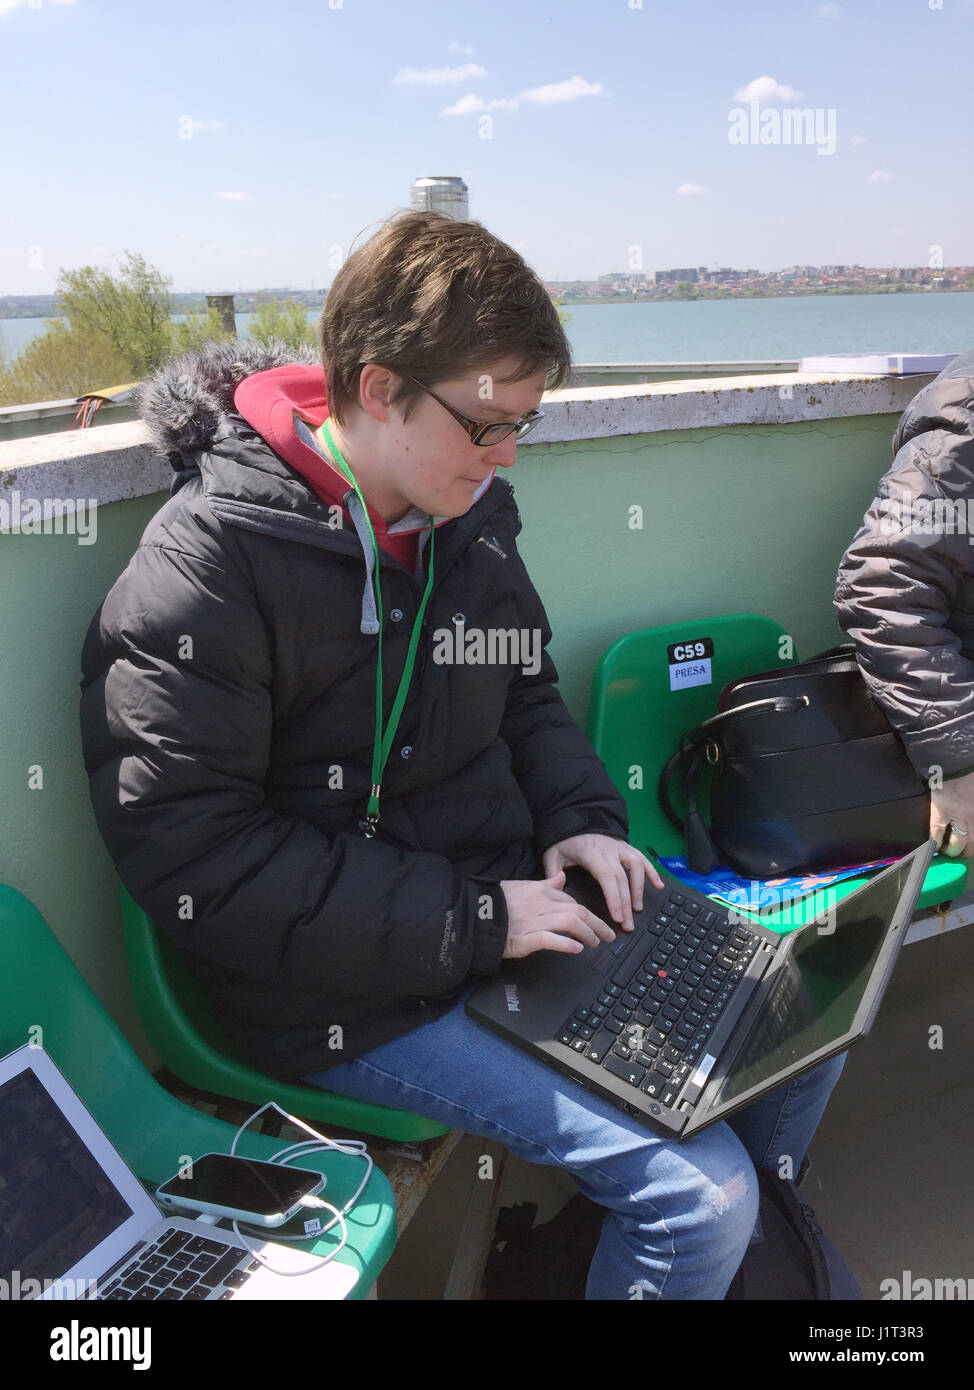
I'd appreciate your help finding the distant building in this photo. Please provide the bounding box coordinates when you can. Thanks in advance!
[410,177,469,221]
[653,267,705,285]
[598,272,646,292]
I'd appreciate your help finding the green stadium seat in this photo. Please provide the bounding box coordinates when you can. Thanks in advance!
[586,614,967,931]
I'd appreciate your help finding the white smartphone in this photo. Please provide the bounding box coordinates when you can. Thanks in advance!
[154,1152,324,1228]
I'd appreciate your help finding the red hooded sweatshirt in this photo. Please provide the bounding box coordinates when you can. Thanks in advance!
[233,365,494,571]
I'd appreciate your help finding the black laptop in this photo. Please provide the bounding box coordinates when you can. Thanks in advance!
[466,839,935,1139]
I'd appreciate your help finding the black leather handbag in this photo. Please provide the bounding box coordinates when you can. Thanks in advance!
[659,644,930,878]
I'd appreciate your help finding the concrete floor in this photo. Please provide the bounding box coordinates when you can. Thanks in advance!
[375,921,974,1300]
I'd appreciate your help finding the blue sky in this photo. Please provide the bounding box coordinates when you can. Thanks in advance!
[2,0,972,294]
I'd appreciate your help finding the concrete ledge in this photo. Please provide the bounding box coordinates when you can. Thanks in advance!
[0,421,171,509]
[572,360,800,374]
[0,371,933,510]
[534,370,935,443]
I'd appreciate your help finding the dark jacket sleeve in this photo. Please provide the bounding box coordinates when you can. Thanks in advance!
[499,540,630,855]
[80,537,508,1004]
[834,436,974,781]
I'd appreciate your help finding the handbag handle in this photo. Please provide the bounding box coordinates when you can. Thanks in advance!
[658,695,808,873]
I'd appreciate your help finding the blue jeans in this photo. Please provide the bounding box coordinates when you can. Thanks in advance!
[303,981,846,1300]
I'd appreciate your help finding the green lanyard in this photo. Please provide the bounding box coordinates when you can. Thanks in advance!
[317,418,435,838]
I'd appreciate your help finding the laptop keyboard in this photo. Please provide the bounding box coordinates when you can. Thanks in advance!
[94,1229,261,1300]
[557,890,761,1107]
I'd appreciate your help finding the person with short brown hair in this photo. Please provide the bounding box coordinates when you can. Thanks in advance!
[81,209,845,1298]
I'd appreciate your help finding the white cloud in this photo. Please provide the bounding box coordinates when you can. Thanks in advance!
[817,3,840,18]
[733,75,804,104]
[850,133,867,146]
[188,118,225,134]
[241,247,272,259]
[441,93,518,115]
[442,74,602,116]
[202,242,224,256]
[442,94,486,115]
[447,41,475,56]
[392,63,486,85]
[1,0,76,14]
[520,75,603,104]
[677,183,708,196]
[217,191,255,202]
[867,169,892,183]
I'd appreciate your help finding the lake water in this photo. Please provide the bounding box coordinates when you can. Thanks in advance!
[2,292,972,365]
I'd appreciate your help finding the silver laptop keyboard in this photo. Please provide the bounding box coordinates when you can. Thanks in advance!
[94,1228,261,1300]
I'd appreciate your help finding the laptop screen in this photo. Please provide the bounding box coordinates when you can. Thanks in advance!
[711,854,914,1107]
[0,1069,134,1286]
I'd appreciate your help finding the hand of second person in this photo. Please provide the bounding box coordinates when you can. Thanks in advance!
[930,768,974,857]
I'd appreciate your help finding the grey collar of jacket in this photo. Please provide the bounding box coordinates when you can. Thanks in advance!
[293,414,440,635]
[195,414,515,638]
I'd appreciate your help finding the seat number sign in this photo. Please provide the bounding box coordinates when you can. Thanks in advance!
[667,638,714,692]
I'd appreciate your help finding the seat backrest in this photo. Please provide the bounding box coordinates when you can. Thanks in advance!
[118,884,450,1141]
[119,883,243,1061]
[0,884,149,1105]
[0,883,233,1179]
[586,614,795,860]
[0,883,400,1286]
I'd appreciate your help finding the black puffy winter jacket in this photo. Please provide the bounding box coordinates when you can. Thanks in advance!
[835,345,974,783]
[79,341,629,1080]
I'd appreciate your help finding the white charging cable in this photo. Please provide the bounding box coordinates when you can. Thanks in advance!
[226,1101,374,1277]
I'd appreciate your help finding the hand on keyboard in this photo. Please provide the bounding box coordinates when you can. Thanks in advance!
[500,871,616,959]
[541,834,664,931]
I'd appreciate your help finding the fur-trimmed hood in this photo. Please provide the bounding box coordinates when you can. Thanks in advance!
[136,336,321,461]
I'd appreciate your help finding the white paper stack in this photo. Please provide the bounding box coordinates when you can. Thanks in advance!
[798,352,957,375]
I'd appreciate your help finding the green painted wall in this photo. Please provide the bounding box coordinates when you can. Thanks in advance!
[515,413,894,718]
[1,496,165,1065]
[0,410,896,1068]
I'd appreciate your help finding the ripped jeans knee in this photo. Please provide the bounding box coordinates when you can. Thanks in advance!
[591,1132,760,1299]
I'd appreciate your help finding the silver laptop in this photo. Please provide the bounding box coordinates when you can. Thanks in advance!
[0,1045,359,1301]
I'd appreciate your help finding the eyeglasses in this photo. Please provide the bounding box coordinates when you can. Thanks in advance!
[399,372,545,447]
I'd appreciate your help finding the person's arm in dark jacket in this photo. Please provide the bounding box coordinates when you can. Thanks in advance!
[80,538,508,1004]
[834,436,974,782]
